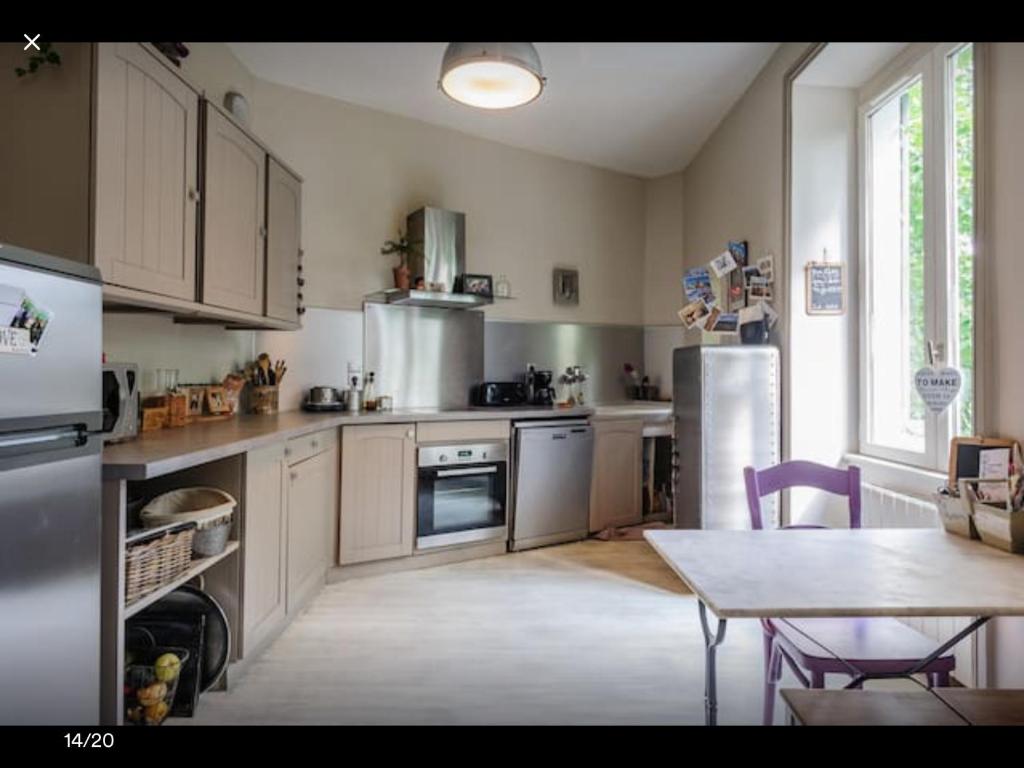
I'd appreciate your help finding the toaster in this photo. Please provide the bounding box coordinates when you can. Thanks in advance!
[102,362,140,442]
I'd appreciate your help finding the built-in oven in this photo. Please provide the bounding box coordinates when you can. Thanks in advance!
[417,442,508,550]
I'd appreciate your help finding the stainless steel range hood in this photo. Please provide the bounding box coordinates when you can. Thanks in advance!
[366,206,492,310]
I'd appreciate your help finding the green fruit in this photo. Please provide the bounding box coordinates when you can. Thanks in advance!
[154,653,181,682]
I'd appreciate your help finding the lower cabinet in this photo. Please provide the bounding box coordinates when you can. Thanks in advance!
[286,442,338,611]
[241,442,287,655]
[338,423,417,565]
[589,418,644,532]
[241,428,338,656]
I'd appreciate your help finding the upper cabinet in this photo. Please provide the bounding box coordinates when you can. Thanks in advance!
[201,105,266,315]
[0,42,302,331]
[94,43,199,301]
[265,159,303,323]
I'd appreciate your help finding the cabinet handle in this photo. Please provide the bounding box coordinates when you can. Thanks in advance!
[297,277,306,287]
[297,306,307,316]
[311,440,319,450]
[297,292,304,301]
[290,471,298,481]
[259,226,267,238]
[188,187,200,203]
[284,447,292,457]
[298,248,305,259]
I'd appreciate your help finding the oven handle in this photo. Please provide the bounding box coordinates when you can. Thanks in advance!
[435,466,499,478]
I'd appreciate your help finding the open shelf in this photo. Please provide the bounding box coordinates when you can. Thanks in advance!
[124,541,240,619]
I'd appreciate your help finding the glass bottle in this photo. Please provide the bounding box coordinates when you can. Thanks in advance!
[363,371,376,411]
[495,274,511,298]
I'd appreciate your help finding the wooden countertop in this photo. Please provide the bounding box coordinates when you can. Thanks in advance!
[102,405,592,480]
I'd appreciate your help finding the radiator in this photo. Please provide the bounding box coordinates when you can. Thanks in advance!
[861,482,976,686]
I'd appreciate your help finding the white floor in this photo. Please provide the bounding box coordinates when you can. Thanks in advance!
[188,540,833,725]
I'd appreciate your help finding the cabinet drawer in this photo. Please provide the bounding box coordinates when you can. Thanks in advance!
[416,420,510,444]
[285,428,338,466]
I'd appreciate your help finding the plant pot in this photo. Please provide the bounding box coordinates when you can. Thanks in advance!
[393,263,411,291]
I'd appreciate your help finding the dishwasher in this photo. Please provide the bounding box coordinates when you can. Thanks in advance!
[510,419,594,551]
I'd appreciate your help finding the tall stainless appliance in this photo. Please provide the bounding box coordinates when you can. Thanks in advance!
[0,244,103,725]
[510,419,594,551]
[673,346,780,530]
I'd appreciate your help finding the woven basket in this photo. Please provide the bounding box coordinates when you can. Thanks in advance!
[125,527,196,606]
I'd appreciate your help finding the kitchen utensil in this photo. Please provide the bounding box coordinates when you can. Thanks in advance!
[256,354,272,386]
[274,360,287,384]
[136,585,229,693]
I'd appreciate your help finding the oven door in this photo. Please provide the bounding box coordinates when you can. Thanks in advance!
[417,461,507,549]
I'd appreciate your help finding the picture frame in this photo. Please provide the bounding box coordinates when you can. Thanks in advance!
[805,261,846,315]
[184,386,206,419]
[553,267,580,306]
[205,385,230,415]
[948,436,1019,490]
[457,274,493,298]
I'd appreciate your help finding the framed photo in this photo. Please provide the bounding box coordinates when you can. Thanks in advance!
[553,268,580,306]
[184,386,206,418]
[205,385,230,415]
[805,261,845,315]
[458,274,493,298]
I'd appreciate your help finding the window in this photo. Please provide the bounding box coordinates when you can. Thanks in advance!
[860,43,976,468]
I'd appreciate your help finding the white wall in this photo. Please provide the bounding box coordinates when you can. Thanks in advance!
[249,78,648,326]
[643,172,685,326]
[788,84,859,526]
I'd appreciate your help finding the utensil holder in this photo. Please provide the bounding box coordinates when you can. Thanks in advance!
[249,385,279,415]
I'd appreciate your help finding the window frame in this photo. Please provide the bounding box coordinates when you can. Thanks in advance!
[857,42,977,470]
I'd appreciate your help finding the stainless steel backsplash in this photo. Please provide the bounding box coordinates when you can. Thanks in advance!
[365,305,644,408]
[364,303,483,409]
[484,320,643,404]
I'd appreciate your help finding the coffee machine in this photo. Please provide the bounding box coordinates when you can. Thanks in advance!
[526,365,556,406]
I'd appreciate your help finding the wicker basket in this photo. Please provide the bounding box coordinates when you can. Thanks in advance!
[125,527,196,605]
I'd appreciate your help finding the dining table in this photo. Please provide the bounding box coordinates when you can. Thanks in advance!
[644,528,1024,725]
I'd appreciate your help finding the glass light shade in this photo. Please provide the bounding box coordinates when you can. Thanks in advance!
[439,43,545,110]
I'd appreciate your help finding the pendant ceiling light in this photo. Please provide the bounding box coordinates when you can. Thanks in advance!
[439,43,545,110]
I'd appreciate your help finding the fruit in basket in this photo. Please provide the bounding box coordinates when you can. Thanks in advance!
[144,701,170,724]
[136,681,167,707]
[154,652,181,682]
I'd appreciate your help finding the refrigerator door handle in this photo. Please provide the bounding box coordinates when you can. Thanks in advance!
[0,427,99,473]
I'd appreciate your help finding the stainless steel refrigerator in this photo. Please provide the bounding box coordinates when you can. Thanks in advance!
[0,244,103,725]
[673,345,780,530]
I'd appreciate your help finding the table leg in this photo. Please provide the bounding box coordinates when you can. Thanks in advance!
[844,615,992,689]
[698,600,728,726]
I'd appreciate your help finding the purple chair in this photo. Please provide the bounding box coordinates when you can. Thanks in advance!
[744,460,956,726]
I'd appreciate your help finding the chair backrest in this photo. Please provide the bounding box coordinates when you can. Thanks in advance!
[743,460,861,530]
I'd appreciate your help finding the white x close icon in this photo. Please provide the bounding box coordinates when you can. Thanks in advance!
[24,34,41,51]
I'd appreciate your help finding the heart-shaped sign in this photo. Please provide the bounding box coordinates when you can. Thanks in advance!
[914,367,962,414]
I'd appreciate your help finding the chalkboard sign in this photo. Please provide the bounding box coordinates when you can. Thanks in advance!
[805,262,845,315]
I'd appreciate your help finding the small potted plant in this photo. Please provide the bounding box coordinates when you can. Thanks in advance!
[381,231,416,291]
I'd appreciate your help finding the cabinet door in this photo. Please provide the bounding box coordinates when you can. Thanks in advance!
[286,445,338,612]
[589,419,644,532]
[339,424,416,565]
[201,105,266,314]
[265,159,302,323]
[242,443,287,655]
[94,43,199,300]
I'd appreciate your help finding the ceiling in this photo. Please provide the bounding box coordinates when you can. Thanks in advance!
[797,43,910,89]
[228,43,780,178]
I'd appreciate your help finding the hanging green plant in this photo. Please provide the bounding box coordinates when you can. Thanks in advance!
[15,42,61,78]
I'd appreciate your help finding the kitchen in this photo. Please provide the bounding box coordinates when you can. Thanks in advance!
[5,40,1024,734]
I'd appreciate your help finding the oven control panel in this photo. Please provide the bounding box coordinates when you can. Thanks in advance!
[418,441,509,468]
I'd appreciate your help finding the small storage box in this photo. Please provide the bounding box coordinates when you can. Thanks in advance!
[972,503,1024,554]
[934,488,978,540]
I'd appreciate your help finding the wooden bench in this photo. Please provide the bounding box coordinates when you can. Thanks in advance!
[781,688,1024,726]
